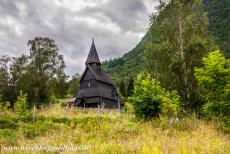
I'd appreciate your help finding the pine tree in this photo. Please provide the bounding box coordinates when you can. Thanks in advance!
[14,91,29,115]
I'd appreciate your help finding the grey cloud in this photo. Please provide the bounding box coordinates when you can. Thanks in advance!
[0,0,159,76]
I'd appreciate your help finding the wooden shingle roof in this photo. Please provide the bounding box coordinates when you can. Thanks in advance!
[87,65,115,85]
[85,38,101,64]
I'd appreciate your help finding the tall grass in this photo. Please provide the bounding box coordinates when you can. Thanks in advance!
[0,104,229,154]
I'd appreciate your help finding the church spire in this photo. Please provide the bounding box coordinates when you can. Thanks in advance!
[85,38,101,65]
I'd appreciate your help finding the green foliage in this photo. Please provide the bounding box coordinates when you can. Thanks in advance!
[0,104,229,153]
[127,77,134,97]
[0,101,12,116]
[119,80,127,97]
[0,37,68,107]
[53,76,69,98]
[161,91,182,117]
[0,56,13,103]
[102,0,229,112]
[131,74,163,119]
[68,73,80,97]
[130,74,181,120]
[143,0,217,111]
[206,0,230,58]
[13,91,29,116]
[0,102,17,130]
[122,102,134,113]
[0,129,17,145]
[195,50,230,131]
[0,118,17,129]
[102,32,150,82]
[21,121,56,139]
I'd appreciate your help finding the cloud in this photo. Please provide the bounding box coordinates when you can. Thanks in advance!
[0,0,159,77]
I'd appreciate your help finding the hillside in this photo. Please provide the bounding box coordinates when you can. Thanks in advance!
[206,0,230,58]
[101,32,151,83]
[102,0,230,80]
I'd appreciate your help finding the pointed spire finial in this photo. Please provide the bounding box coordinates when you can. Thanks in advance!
[85,37,101,65]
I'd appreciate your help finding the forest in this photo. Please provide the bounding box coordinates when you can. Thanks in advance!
[0,0,229,153]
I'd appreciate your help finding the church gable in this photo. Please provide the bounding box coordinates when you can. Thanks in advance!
[80,67,96,82]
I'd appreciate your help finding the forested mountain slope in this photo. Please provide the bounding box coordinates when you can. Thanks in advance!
[206,0,230,57]
[102,0,230,81]
[102,32,151,83]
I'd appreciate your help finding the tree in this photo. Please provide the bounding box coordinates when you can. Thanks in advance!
[144,0,217,111]
[119,80,127,97]
[195,50,230,131]
[0,56,11,103]
[14,91,29,116]
[0,37,67,107]
[52,75,69,98]
[68,73,80,97]
[206,0,230,58]
[127,77,134,97]
[23,37,66,107]
[7,55,28,104]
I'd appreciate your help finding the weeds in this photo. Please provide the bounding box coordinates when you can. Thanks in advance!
[0,104,229,153]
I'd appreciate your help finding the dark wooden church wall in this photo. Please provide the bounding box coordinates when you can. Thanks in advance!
[98,81,113,89]
[97,81,115,98]
[81,79,97,88]
[101,98,118,108]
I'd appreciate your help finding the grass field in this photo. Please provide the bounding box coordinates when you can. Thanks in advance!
[0,103,229,154]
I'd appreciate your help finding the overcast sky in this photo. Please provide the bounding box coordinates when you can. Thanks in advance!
[0,0,159,77]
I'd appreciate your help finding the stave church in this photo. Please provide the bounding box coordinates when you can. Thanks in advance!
[76,39,123,109]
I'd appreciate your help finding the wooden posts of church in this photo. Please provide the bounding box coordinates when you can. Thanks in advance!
[98,99,101,128]
[118,98,121,111]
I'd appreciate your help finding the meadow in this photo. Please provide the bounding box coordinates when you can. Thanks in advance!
[0,103,229,154]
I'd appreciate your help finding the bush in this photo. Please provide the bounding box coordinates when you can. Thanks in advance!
[122,102,134,113]
[0,101,12,117]
[195,50,230,131]
[161,91,181,117]
[130,74,181,120]
[0,118,17,129]
[130,74,162,119]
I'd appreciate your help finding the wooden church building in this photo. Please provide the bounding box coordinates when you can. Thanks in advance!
[76,39,123,109]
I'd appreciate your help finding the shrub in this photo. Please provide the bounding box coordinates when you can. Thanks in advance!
[130,74,181,120]
[161,91,181,117]
[130,74,163,119]
[0,118,17,129]
[0,101,12,117]
[122,102,134,113]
